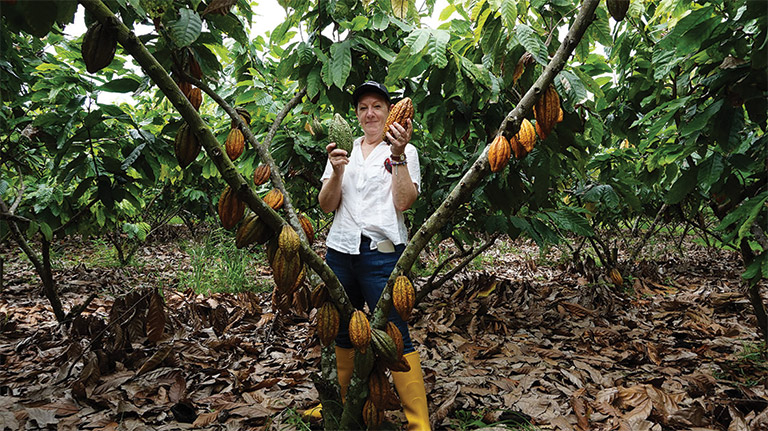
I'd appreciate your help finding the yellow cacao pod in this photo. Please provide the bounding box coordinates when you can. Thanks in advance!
[225,128,245,161]
[271,248,302,294]
[487,135,511,173]
[174,122,201,169]
[81,22,117,73]
[217,186,245,230]
[393,276,415,321]
[383,97,415,143]
[533,85,560,140]
[253,164,271,186]
[263,189,284,210]
[316,301,340,347]
[518,118,537,153]
[278,225,301,256]
[363,398,383,428]
[299,214,315,244]
[609,268,623,287]
[349,310,371,352]
[187,87,202,111]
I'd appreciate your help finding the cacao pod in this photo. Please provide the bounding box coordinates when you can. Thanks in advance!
[606,0,630,21]
[225,128,245,161]
[311,117,327,140]
[174,122,201,169]
[291,264,307,294]
[176,80,192,98]
[187,87,202,111]
[329,113,354,154]
[299,214,315,244]
[316,302,340,346]
[263,189,284,210]
[510,119,536,159]
[349,310,371,352]
[608,268,623,287]
[278,225,301,256]
[235,213,271,248]
[385,321,405,359]
[362,399,383,428]
[487,135,511,173]
[393,276,415,321]
[509,136,527,160]
[311,283,329,309]
[371,328,399,366]
[253,164,271,186]
[81,22,117,73]
[533,85,561,140]
[293,284,311,314]
[368,367,400,410]
[271,248,303,294]
[234,107,251,127]
[383,97,415,143]
[188,52,202,79]
[217,186,245,229]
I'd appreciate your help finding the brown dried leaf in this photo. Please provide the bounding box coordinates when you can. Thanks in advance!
[192,410,219,427]
[169,373,186,403]
[202,0,236,16]
[146,289,166,344]
[137,343,173,376]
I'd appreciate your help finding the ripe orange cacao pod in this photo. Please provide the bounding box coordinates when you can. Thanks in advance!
[299,214,315,244]
[349,310,371,352]
[81,22,117,73]
[510,119,536,159]
[534,85,561,140]
[271,248,303,294]
[393,276,415,321]
[488,135,511,173]
[217,186,245,229]
[225,128,245,161]
[608,268,623,287]
[363,398,383,428]
[317,302,340,346]
[263,189,284,210]
[187,87,202,111]
[278,225,301,256]
[235,213,271,248]
[607,0,630,21]
[385,321,405,359]
[174,123,201,169]
[383,97,415,143]
[253,164,271,186]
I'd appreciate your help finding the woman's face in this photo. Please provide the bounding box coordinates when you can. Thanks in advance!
[356,93,390,140]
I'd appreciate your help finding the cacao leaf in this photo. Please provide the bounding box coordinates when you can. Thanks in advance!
[499,0,517,29]
[146,289,166,343]
[202,0,236,16]
[391,0,408,19]
[664,168,698,205]
[514,24,547,65]
[329,40,351,90]
[427,29,450,68]
[170,9,202,47]
[354,36,396,62]
[137,343,173,375]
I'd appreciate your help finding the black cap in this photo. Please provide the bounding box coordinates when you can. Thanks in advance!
[352,81,391,106]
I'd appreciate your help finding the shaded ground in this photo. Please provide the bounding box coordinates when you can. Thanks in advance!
[0,228,766,430]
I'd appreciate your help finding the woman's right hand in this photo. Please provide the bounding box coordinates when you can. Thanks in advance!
[327,142,349,174]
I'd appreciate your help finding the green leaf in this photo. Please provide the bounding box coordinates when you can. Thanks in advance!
[514,24,547,64]
[386,45,413,84]
[329,40,352,90]
[39,222,53,242]
[737,192,768,245]
[546,208,594,237]
[696,153,724,192]
[354,36,396,62]
[427,30,450,68]
[499,0,517,29]
[664,168,698,204]
[391,0,409,19]
[404,28,431,53]
[98,78,141,93]
[170,8,202,47]
[121,143,146,171]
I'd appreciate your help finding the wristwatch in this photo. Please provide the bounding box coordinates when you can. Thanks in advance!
[390,152,406,162]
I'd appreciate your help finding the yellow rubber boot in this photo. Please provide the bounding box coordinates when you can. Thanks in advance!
[391,351,431,431]
[302,346,355,420]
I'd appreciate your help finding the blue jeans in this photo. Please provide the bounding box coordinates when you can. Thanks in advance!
[326,237,414,353]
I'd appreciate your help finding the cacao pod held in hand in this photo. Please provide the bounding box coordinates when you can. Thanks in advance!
[329,113,354,154]
[383,97,415,143]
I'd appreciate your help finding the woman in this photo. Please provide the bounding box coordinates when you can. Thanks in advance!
[309,81,430,430]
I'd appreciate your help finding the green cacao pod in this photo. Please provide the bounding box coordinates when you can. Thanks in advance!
[81,22,117,73]
[311,117,327,140]
[329,113,354,154]
[253,164,271,186]
[393,276,415,321]
[383,97,415,143]
[349,310,371,352]
[371,328,399,366]
[487,135,511,173]
[317,301,340,346]
[278,225,301,256]
[235,213,271,248]
[174,122,201,169]
[217,186,245,230]
[607,0,630,21]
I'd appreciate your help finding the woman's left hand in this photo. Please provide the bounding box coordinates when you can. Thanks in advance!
[386,118,413,156]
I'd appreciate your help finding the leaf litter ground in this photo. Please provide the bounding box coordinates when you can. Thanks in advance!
[0,228,766,430]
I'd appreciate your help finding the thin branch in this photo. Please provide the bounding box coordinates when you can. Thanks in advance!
[629,203,668,264]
